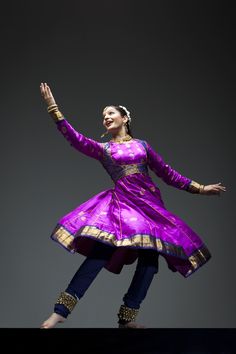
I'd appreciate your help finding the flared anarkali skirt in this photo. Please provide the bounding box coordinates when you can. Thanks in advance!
[50,173,211,277]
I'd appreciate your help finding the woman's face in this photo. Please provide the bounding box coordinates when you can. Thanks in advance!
[102,106,128,132]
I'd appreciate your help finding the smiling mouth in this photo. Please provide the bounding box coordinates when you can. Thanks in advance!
[106,121,114,127]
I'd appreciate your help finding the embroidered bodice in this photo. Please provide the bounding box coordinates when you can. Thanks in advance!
[55,118,192,190]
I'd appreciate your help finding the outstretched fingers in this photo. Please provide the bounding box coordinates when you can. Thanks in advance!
[40,82,52,100]
[210,183,227,196]
[45,83,52,98]
[40,82,45,97]
[216,183,226,192]
[40,82,56,106]
[203,182,227,196]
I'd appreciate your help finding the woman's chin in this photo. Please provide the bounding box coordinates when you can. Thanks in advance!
[106,127,117,133]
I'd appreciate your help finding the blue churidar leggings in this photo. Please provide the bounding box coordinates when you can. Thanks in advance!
[54,241,159,319]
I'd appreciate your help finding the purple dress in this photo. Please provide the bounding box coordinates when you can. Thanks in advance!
[51,118,211,277]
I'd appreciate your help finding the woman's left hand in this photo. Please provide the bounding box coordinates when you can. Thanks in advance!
[201,182,226,196]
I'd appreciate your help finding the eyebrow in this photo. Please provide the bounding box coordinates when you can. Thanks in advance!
[103,109,115,117]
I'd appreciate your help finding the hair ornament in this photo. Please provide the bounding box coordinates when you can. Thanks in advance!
[119,105,132,124]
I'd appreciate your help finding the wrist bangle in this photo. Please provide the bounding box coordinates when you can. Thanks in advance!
[48,108,59,113]
[47,104,58,110]
[47,105,58,112]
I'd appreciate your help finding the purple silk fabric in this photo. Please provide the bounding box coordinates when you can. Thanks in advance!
[50,118,211,277]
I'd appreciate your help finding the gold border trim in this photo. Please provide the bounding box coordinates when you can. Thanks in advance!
[51,224,211,276]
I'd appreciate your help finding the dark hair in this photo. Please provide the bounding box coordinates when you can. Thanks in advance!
[104,105,133,138]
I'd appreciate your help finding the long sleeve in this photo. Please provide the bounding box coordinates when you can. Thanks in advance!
[146,141,192,191]
[55,117,104,161]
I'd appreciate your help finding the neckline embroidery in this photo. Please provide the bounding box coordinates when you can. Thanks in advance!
[109,135,133,143]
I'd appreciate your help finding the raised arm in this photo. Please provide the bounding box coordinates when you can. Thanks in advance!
[40,83,104,161]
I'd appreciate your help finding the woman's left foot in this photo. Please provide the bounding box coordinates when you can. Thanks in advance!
[40,312,66,329]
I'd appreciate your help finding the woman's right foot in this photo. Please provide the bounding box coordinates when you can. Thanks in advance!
[118,321,146,329]
[40,312,66,329]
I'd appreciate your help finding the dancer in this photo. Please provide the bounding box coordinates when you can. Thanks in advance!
[39,83,226,329]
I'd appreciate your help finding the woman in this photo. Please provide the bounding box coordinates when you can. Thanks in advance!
[39,83,226,329]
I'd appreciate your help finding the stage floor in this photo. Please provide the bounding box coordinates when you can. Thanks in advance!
[0,328,235,353]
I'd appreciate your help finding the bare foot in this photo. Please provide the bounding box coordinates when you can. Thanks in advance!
[40,312,66,329]
[118,321,146,329]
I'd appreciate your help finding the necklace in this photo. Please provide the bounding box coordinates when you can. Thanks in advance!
[110,134,133,143]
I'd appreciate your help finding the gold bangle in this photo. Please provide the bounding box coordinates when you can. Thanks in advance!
[47,104,58,110]
[47,106,58,112]
[48,107,59,113]
[47,107,58,113]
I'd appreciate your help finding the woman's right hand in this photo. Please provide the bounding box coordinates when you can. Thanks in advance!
[40,82,57,106]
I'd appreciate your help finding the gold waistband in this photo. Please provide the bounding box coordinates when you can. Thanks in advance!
[112,165,149,182]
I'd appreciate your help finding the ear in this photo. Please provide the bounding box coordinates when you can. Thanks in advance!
[123,115,128,124]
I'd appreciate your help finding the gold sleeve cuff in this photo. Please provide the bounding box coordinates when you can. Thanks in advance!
[188,180,204,194]
[117,305,139,322]
[55,292,77,312]
[49,110,65,122]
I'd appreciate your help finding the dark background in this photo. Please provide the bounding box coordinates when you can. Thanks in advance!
[0,0,235,328]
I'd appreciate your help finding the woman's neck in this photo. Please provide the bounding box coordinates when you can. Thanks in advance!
[111,127,130,142]
[110,133,132,143]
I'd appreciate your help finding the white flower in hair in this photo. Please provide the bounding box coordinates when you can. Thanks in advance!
[119,105,131,123]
